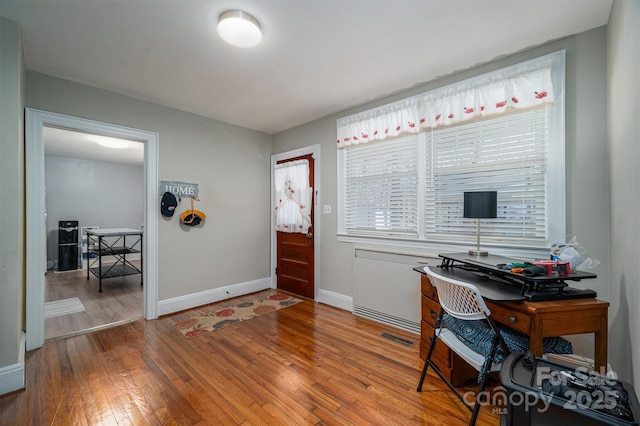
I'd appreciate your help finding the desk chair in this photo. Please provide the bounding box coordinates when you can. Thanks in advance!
[417,267,510,426]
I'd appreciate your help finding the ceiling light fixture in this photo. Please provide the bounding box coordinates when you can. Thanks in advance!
[90,135,134,150]
[217,10,262,48]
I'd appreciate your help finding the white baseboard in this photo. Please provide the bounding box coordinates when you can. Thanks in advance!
[0,332,25,396]
[157,279,354,318]
[157,277,273,316]
[318,289,352,312]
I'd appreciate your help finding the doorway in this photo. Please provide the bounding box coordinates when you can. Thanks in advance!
[275,154,314,298]
[43,127,145,340]
[25,108,159,350]
[271,145,320,300]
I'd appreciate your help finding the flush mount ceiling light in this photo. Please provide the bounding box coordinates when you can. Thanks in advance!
[217,10,262,48]
[89,134,136,150]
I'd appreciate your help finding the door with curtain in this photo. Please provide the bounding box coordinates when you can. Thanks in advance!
[275,154,314,298]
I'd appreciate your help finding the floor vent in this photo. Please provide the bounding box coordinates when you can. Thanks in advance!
[354,305,420,335]
[380,332,416,347]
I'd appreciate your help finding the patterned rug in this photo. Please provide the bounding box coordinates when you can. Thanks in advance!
[173,292,302,339]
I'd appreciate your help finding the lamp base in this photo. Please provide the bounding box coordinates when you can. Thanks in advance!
[468,249,489,256]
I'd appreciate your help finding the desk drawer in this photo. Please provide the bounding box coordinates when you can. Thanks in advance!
[421,295,441,327]
[487,302,531,335]
[421,274,438,301]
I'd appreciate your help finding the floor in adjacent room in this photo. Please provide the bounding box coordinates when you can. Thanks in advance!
[44,260,143,340]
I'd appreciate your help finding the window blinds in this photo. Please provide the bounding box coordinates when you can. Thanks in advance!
[342,109,548,245]
[344,135,419,237]
[425,109,548,245]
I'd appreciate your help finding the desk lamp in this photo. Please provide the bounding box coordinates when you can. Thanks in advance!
[464,191,497,256]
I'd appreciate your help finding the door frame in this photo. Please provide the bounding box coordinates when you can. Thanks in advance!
[25,108,159,350]
[271,145,320,300]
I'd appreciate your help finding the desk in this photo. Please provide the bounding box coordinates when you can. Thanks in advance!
[416,266,609,385]
[86,228,143,293]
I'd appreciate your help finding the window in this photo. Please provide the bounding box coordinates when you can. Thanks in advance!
[425,109,548,246]
[338,52,565,250]
[343,135,419,237]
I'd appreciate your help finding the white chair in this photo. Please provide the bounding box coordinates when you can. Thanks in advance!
[417,267,510,426]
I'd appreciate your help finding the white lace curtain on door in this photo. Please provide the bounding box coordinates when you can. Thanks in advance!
[274,159,312,233]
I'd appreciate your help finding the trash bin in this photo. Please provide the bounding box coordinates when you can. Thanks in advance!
[499,352,640,426]
[58,220,79,271]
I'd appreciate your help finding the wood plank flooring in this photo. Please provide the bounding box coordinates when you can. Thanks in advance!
[45,261,143,340]
[1,290,502,425]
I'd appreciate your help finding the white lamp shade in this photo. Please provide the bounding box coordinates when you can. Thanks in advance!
[218,10,262,48]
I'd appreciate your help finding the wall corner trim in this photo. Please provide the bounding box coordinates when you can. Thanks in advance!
[317,289,352,312]
[0,332,26,396]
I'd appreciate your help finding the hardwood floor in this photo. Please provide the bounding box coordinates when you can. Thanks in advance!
[2,291,501,425]
[45,261,143,340]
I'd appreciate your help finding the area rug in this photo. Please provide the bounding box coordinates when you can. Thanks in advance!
[44,297,86,318]
[173,292,302,339]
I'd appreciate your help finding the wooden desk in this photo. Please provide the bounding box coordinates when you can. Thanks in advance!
[419,273,610,385]
[484,297,609,372]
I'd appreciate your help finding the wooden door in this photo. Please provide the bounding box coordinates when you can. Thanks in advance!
[276,154,314,299]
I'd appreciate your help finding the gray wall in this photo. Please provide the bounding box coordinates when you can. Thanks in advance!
[607,0,640,387]
[273,28,616,373]
[0,17,25,375]
[45,155,144,264]
[26,71,273,301]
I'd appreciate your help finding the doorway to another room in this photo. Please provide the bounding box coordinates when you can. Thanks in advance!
[25,108,159,351]
[43,127,145,340]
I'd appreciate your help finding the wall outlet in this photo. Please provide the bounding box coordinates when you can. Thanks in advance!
[323,205,331,214]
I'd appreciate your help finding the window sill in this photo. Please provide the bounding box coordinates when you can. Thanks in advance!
[337,233,551,261]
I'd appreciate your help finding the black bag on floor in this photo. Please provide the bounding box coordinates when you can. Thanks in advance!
[499,352,640,426]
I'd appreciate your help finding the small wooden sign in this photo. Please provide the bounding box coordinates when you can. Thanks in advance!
[160,181,199,198]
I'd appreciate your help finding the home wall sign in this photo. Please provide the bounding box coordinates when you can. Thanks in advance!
[159,181,199,198]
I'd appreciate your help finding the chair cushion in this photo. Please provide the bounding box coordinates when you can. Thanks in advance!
[441,314,573,363]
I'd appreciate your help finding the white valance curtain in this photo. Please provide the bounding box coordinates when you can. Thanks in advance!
[274,159,312,234]
[337,60,556,148]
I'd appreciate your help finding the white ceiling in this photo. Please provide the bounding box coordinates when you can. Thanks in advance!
[44,127,144,165]
[2,0,611,144]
